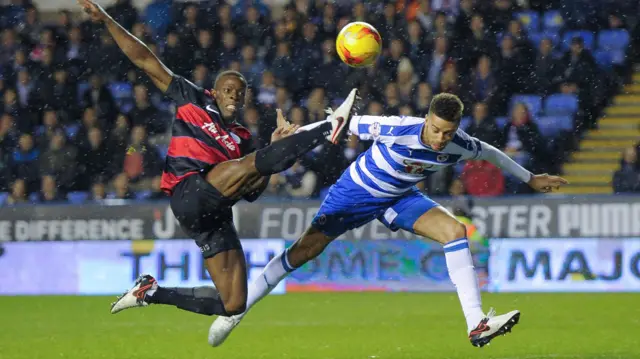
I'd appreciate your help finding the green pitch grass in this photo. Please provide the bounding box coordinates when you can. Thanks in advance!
[0,293,637,359]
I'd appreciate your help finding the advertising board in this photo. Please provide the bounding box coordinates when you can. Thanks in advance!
[0,239,286,295]
[489,238,640,292]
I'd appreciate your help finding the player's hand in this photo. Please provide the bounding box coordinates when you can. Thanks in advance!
[528,173,569,193]
[271,109,300,142]
[78,0,109,22]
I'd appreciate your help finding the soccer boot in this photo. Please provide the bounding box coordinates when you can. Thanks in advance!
[326,88,359,144]
[208,314,242,347]
[110,274,157,314]
[469,308,520,347]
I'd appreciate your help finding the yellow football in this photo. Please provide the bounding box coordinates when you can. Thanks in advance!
[336,22,382,68]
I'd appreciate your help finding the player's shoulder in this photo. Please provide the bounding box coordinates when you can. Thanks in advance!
[167,74,209,106]
[448,128,481,153]
[228,122,252,140]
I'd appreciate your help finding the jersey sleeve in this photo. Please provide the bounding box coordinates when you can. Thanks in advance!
[453,129,484,160]
[164,75,206,106]
[349,115,424,140]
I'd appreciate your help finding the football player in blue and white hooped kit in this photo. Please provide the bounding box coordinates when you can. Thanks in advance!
[210,93,569,348]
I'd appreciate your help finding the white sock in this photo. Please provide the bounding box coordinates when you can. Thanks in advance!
[240,248,295,318]
[444,238,485,333]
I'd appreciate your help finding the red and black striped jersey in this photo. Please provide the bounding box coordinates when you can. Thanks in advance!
[160,75,253,195]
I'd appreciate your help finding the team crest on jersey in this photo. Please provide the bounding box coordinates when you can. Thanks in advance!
[402,159,433,174]
[437,154,449,162]
[368,122,381,139]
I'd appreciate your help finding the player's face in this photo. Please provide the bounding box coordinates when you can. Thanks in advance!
[424,113,458,151]
[213,76,246,120]
[212,76,246,121]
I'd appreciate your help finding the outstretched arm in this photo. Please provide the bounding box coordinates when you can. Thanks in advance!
[476,142,569,193]
[78,0,173,92]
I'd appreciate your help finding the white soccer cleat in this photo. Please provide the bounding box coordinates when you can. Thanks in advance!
[110,274,157,314]
[468,308,520,348]
[326,88,358,144]
[208,314,242,347]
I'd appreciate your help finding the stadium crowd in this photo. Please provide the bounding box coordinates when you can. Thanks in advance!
[0,0,638,205]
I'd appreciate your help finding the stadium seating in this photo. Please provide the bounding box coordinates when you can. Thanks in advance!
[0,192,9,206]
[460,116,471,130]
[536,116,573,138]
[596,29,630,66]
[515,11,540,33]
[495,116,508,129]
[544,94,579,116]
[542,10,564,32]
[67,191,89,204]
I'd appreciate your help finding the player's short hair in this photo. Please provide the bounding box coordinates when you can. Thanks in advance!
[429,93,464,123]
[214,70,247,89]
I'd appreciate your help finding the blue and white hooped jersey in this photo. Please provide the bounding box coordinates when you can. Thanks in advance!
[346,115,483,198]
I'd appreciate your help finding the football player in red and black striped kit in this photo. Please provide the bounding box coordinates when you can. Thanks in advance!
[78,0,358,321]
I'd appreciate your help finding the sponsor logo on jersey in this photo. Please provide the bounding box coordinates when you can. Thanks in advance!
[402,159,434,174]
[201,122,237,151]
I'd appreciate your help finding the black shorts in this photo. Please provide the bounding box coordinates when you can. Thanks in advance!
[170,173,241,259]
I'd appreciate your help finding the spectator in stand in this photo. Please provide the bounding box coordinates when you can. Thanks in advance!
[310,39,346,99]
[83,74,116,124]
[0,113,19,156]
[120,125,161,189]
[456,13,498,75]
[257,70,277,107]
[466,102,502,148]
[78,127,112,190]
[383,82,401,115]
[559,36,598,130]
[91,181,107,201]
[502,103,545,172]
[38,129,77,191]
[461,160,506,197]
[406,21,428,70]
[240,44,266,88]
[242,107,261,150]
[534,37,562,96]
[109,172,134,200]
[494,35,531,114]
[396,57,418,100]
[191,63,211,89]
[11,133,39,192]
[413,82,432,114]
[470,55,496,105]
[381,38,406,81]
[38,175,65,202]
[218,31,240,70]
[75,107,99,150]
[130,83,164,135]
[425,36,449,90]
[6,178,27,205]
[193,29,217,71]
[612,147,640,193]
[439,60,461,96]
[0,29,19,66]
